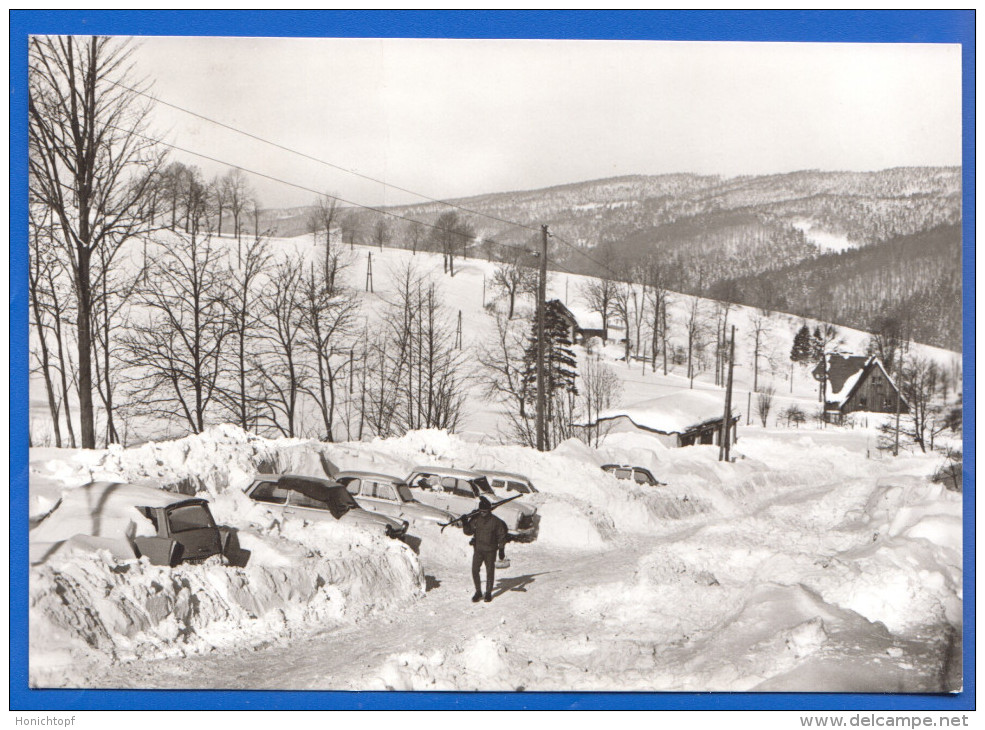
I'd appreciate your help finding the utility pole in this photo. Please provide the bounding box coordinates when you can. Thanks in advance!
[535,224,548,451]
[894,350,903,456]
[455,310,463,349]
[719,325,735,462]
[365,252,374,293]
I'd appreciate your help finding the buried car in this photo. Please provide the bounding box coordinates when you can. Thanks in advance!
[475,469,539,495]
[601,464,666,487]
[405,466,538,539]
[335,471,456,526]
[245,474,408,539]
[29,481,247,567]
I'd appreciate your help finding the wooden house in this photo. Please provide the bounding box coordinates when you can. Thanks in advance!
[813,354,908,422]
[580,390,739,448]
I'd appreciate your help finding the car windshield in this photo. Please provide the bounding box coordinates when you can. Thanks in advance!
[633,471,651,484]
[168,504,215,533]
[396,484,414,502]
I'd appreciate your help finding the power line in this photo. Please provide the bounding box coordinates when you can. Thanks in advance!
[112,124,501,246]
[107,78,542,235]
[107,80,634,283]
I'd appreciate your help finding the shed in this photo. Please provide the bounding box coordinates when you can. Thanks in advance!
[581,390,740,448]
[813,354,908,422]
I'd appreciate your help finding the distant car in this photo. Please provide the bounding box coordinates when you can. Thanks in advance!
[28,481,246,567]
[475,469,539,495]
[245,474,408,539]
[404,466,538,539]
[334,470,456,526]
[601,464,665,487]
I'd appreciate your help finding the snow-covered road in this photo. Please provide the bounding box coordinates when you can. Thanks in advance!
[71,468,960,692]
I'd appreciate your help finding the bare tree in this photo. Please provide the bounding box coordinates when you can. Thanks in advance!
[748,309,772,393]
[477,312,537,447]
[29,35,162,448]
[372,215,390,251]
[580,356,622,447]
[223,168,252,243]
[491,247,538,319]
[364,264,467,437]
[430,211,474,277]
[298,263,360,441]
[254,257,306,437]
[209,173,229,236]
[28,204,64,446]
[681,296,708,388]
[756,385,775,427]
[218,231,272,432]
[123,230,231,434]
[645,261,670,375]
[580,278,619,341]
[900,355,939,453]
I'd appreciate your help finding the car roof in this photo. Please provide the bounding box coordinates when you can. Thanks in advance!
[408,465,483,479]
[602,464,650,471]
[476,470,532,483]
[250,473,342,486]
[334,470,405,483]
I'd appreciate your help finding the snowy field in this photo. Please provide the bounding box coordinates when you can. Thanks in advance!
[26,235,963,692]
[28,422,961,691]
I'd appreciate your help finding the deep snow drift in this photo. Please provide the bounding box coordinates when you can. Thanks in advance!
[28,423,961,691]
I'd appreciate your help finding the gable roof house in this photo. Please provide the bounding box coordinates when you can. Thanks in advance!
[813,354,908,422]
[580,390,740,448]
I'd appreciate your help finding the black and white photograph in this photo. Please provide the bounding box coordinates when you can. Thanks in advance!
[24,28,965,695]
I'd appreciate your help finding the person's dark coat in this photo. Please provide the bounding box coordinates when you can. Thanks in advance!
[463,510,508,553]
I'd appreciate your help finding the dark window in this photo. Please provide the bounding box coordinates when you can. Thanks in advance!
[168,504,215,533]
[614,468,632,480]
[632,470,651,485]
[473,477,495,495]
[249,482,289,505]
[396,484,414,502]
[507,481,529,494]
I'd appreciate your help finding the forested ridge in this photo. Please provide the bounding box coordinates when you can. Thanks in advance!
[711,225,962,351]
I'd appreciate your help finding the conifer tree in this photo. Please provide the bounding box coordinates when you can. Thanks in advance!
[790,325,813,363]
[522,300,578,446]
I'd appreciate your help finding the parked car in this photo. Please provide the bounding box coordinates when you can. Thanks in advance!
[404,466,538,539]
[244,474,408,539]
[29,481,247,567]
[334,470,456,526]
[601,464,665,487]
[475,469,539,495]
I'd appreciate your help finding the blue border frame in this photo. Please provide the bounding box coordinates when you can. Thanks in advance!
[9,10,975,712]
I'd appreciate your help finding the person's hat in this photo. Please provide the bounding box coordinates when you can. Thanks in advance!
[478,496,492,511]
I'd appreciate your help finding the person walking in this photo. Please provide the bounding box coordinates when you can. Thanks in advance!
[463,496,508,603]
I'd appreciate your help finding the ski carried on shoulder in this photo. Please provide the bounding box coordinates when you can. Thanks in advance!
[439,493,523,532]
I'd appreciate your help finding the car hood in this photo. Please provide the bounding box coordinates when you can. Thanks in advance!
[339,508,404,530]
[402,501,455,522]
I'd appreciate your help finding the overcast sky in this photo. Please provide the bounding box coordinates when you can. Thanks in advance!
[131,37,962,209]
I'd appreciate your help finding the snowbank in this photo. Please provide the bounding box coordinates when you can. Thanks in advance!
[28,427,427,686]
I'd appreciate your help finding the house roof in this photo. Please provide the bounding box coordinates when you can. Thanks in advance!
[592,390,737,435]
[564,303,604,331]
[817,354,906,409]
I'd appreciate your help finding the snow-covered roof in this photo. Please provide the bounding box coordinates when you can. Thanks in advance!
[592,390,737,434]
[564,303,604,331]
[820,354,903,408]
[30,481,185,546]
